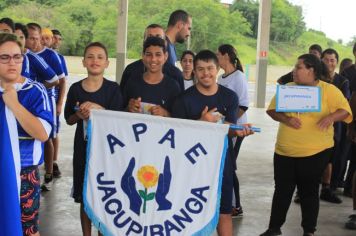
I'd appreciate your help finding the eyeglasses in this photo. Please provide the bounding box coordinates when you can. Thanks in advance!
[0,29,12,33]
[0,54,24,64]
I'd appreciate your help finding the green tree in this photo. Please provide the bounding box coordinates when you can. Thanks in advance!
[270,0,305,42]
[28,0,69,6]
[0,0,22,11]
[92,1,118,57]
[230,0,259,38]
[127,0,251,58]
[231,0,305,42]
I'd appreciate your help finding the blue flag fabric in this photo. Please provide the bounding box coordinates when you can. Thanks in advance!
[0,100,23,236]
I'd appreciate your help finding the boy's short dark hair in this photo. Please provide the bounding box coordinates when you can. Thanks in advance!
[193,50,219,68]
[146,24,164,31]
[27,22,42,32]
[83,42,108,59]
[15,23,28,39]
[143,37,166,53]
[143,24,164,39]
[51,29,62,36]
[308,44,322,55]
[0,17,15,32]
[322,48,339,62]
[167,10,190,27]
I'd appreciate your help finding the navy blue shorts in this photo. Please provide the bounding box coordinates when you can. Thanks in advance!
[219,150,233,214]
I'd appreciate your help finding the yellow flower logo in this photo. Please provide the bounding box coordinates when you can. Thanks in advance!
[137,166,159,188]
[137,165,159,213]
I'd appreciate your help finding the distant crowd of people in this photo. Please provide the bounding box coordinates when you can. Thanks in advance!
[1,7,356,236]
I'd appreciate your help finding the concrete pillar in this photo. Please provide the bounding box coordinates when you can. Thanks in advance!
[115,0,128,83]
[254,0,272,108]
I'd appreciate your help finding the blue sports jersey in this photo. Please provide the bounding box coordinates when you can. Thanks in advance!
[58,54,68,77]
[36,47,65,99]
[54,54,68,101]
[21,54,30,79]
[25,50,58,85]
[11,79,53,167]
[36,47,65,79]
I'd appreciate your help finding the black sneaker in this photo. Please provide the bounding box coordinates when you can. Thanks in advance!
[260,228,282,236]
[345,217,356,230]
[232,207,243,218]
[41,174,53,191]
[53,162,61,178]
[320,188,342,204]
[337,181,345,188]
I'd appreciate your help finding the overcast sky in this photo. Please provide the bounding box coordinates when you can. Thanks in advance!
[288,0,356,43]
[221,0,356,43]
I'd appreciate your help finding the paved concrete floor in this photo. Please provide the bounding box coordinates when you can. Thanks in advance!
[38,106,355,236]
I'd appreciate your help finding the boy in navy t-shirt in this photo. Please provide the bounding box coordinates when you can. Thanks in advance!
[172,50,252,236]
[64,42,123,235]
[123,36,181,116]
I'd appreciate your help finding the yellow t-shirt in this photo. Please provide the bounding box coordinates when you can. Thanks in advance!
[268,81,353,157]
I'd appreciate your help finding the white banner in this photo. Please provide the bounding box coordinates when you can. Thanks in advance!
[83,110,229,236]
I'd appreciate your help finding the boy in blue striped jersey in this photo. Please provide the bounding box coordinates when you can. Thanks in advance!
[26,22,65,191]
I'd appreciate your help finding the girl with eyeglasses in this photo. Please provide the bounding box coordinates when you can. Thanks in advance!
[0,33,53,236]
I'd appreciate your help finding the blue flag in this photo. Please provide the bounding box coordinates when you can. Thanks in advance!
[0,100,23,236]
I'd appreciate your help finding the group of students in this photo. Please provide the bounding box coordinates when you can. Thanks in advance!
[2,9,356,236]
[0,17,67,190]
[0,10,253,236]
[66,10,253,236]
[0,16,68,236]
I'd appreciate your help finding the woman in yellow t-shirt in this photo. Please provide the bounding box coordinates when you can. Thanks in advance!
[260,54,353,236]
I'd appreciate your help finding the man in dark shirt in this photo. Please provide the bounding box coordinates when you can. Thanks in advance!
[120,24,184,91]
[165,9,192,66]
[320,48,350,204]
[341,42,356,93]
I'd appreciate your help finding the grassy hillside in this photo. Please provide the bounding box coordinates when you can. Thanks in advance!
[236,30,354,66]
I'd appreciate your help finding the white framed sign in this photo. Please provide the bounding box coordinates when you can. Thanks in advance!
[276,85,321,112]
